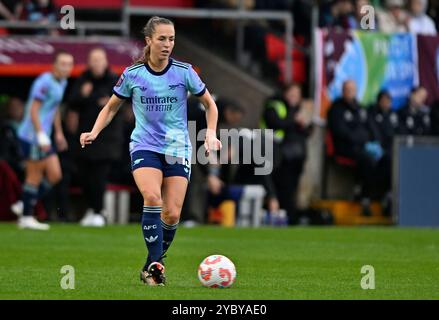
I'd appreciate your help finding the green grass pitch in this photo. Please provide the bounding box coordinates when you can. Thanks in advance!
[0,223,438,300]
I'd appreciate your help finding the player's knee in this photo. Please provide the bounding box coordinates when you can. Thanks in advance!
[141,191,162,206]
[162,206,181,224]
[26,176,42,186]
[47,172,62,185]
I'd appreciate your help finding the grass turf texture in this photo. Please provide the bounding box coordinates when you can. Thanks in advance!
[0,224,438,300]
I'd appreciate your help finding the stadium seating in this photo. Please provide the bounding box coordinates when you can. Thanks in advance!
[324,130,357,167]
[264,33,306,84]
[104,184,137,225]
[311,200,391,226]
[321,129,358,200]
[236,185,266,227]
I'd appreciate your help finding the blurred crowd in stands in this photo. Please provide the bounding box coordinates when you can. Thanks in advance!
[328,81,439,216]
[2,73,439,224]
[188,0,438,92]
[0,0,59,35]
[320,0,437,34]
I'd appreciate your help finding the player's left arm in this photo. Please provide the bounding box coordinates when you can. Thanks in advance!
[53,107,68,151]
[197,90,222,156]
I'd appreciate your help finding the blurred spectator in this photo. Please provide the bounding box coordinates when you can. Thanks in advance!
[377,0,409,33]
[0,97,25,180]
[408,0,437,35]
[68,48,123,227]
[2,96,24,131]
[334,0,356,29]
[182,95,208,223]
[16,0,58,35]
[320,0,356,29]
[203,97,280,224]
[205,98,245,213]
[327,80,381,215]
[206,133,279,224]
[46,108,79,222]
[368,90,400,154]
[398,86,431,135]
[216,97,246,129]
[367,90,398,214]
[109,103,136,186]
[233,131,280,216]
[261,83,312,224]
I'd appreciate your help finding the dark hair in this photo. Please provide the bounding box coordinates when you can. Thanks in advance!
[377,90,391,102]
[53,49,72,63]
[217,98,245,114]
[411,86,426,95]
[135,16,174,64]
[88,47,107,58]
[283,81,302,93]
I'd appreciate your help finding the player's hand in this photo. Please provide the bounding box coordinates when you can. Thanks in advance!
[55,132,68,152]
[294,112,306,127]
[207,174,224,195]
[37,131,51,152]
[267,197,280,213]
[80,132,96,148]
[81,82,93,97]
[204,129,222,157]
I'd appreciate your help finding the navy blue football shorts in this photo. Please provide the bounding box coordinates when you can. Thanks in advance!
[130,150,191,181]
[19,138,56,161]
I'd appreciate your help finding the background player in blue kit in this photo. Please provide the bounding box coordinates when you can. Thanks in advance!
[14,50,74,230]
[80,16,222,286]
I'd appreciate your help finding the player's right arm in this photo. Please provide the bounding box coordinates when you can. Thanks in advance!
[79,94,124,148]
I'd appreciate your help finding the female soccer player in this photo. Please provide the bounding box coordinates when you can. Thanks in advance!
[80,16,222,286]
[16,50,74,230]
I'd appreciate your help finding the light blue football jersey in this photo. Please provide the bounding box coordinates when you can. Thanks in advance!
[18,72,67,143]
[113,58,206,161]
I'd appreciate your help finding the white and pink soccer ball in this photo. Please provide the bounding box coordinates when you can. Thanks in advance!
[198,255,236,288]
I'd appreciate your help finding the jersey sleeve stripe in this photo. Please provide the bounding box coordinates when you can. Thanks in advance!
[194,86,206,97]
[172,62,189,69]
[113,89,130,100]
[127,64,144,72]
[172,59,189,66]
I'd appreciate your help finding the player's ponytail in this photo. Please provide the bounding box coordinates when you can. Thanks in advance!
[135,16,174,65]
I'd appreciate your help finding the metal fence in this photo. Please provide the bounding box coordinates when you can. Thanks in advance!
[0,3,296,83]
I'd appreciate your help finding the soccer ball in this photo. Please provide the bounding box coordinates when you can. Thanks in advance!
[198,254,236,288]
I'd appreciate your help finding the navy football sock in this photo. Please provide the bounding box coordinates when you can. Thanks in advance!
[22,183,38,217]
[161,219,178,254]
[38,179,53,199]
[141,206,163,267]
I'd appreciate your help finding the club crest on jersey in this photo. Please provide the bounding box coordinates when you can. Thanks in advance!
[169,84,184,90]
[115,74,125,87]
[39,86,48,96]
